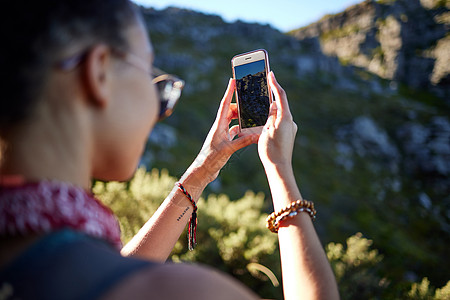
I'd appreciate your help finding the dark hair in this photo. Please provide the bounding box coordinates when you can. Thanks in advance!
[0,0,140,130]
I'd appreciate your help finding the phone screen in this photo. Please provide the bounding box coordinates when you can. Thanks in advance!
[234,59,270,128]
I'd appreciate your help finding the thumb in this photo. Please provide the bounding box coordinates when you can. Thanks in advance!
[230,132,259,152]
[265,101,277,129]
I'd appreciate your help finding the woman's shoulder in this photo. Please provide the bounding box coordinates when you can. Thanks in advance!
[0,229,154,300]
[100,261,259,300]
[1,230,258,300]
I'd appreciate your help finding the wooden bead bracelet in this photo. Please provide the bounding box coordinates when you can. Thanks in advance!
[266,199,316,233]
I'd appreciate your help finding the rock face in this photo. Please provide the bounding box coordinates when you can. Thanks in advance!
[397,116,450,178]
[138,5,449,287]
[290,0,450,99]
[140,5,449,194]
[236,71,270,128]
[336,116,400,167]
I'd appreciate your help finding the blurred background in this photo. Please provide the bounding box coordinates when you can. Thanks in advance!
[97,0,449,298]
[133,0,364,32]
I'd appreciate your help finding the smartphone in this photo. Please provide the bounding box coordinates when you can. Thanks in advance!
[231,49,272,133]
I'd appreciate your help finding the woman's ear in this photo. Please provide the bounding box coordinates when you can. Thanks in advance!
[82,45,113,108]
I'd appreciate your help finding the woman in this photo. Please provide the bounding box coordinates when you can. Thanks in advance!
[0,0,339,299]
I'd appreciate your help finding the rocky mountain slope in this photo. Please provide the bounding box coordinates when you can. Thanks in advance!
[289,0,449,99]
[138,1,449,290]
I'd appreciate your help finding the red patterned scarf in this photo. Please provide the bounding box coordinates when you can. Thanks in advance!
[0,179,122,250]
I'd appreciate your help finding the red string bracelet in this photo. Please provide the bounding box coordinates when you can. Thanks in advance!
[175,182,198,250]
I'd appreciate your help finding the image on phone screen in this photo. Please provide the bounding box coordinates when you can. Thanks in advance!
[234,60,270,129]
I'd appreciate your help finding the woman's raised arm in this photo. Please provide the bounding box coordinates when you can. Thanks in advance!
[258,72,340,300]
[121,79,259,261]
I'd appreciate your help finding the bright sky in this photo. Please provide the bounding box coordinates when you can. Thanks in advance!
[132,0,363,32]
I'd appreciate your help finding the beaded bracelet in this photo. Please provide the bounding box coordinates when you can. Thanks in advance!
[175,182,198,250]
[266,199,316,233]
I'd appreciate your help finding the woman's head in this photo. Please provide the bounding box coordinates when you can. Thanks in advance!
[1,0,141,127]
[1,0,160,182]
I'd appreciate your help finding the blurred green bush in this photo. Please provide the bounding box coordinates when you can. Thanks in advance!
[94,168,449,299]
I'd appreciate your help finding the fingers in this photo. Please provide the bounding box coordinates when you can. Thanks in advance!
[229,125,258,150]
[228,124,240,140]
[268,72,291,118]
[226,103,238,122]
[217,78,236,123]
[232,136,259,153]
[265,101,277,129]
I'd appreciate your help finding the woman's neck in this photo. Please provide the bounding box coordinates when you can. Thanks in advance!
[0,102,93,190]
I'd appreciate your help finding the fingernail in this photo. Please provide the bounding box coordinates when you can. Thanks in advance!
[270,71,276,80]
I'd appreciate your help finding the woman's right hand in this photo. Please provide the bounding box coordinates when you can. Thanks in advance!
[258,72,297,170]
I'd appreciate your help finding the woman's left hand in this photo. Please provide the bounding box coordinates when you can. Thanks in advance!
[189,78,259,184]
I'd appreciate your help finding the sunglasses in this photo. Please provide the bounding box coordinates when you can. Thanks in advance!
[57,48,184,122]
[151,68,184,121]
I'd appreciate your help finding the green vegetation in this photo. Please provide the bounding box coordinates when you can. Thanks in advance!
[118,7,450,299]
[319,24,361,41]
[145,42,449,294]
[94,169,450,299]
[376,0,397,4]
